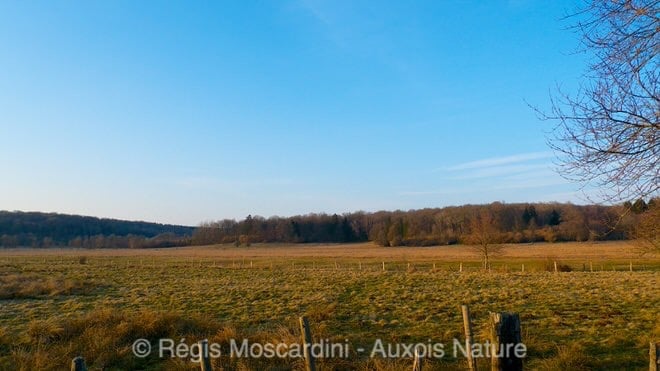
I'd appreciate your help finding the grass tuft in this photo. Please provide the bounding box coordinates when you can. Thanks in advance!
[0,274,99,299]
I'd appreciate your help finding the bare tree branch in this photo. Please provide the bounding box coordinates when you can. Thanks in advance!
[537,0,659,203]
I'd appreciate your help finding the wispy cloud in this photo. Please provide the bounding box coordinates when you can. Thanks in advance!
[401,151,569,199]
[176,177,294,191]
[298,0,333,25]
[296,0,413,74]
[443,151,564,187]
[399,189,456,196]
[441,151,554,172]
[491,176,569,190]
[448,163,550,180]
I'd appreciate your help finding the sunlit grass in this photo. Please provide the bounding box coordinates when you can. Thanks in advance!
[0,244,658,370]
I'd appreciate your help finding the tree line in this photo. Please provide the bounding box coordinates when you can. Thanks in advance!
[0,211,193,248]
[2,201,655,249]
[192,200,657,247]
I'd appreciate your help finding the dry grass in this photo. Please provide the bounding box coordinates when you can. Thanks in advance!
[532,343,593,371]
[0,274,98,299]
[0,241,653,261]
[0,242,658,370]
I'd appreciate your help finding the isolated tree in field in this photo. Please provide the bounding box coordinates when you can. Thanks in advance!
[630,198,660,253]
[543,0,659,203]
[466,209,503,269]
[387,218,406,246]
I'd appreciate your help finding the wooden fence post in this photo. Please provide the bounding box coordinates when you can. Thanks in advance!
[461,305,478,371]
[553,261,558,273]
[651,341,659,371]
[382,261,385,271]
[71,356,87,371]
[199,339,213,371]
[299,316,316,371]
[412,347,423,371]
[489,312,523,371]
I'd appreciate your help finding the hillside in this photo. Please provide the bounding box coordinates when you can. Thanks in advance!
[0,211,194,248]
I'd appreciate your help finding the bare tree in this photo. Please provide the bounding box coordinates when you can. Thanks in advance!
[542,0,659,203]
[466,209,503,269]
[632,199,660,254]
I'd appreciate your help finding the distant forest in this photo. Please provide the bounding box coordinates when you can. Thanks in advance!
[194,200,656,247]
[0,200,655,248]
[0,211,194,248]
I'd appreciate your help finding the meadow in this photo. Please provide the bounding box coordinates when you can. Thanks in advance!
[0,242,658,370]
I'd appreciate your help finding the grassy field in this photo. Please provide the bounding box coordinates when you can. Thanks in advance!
[0,242,658,370]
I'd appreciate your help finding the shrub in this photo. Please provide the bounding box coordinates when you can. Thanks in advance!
[544,259,572,272]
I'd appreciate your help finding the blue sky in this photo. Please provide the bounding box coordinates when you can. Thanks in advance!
[0,0,591,225]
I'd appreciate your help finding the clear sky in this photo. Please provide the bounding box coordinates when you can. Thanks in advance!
[0,0,592,226]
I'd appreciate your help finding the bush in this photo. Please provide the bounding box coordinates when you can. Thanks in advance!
[544,259,572,272]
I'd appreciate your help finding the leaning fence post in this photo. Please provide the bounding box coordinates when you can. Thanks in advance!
[489,312,523,371]
[651,341,659,371]
[461,305,478,371]
[198,339,213,371]
[71,356,87,371]
[412,347,423,371]
[299,316,316,371]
